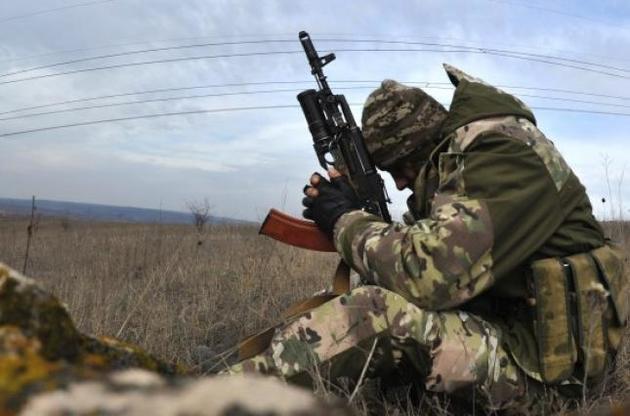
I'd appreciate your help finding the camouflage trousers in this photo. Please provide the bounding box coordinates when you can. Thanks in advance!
[226,286,532,410]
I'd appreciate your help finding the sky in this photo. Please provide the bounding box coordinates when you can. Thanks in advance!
[0,0,629,222]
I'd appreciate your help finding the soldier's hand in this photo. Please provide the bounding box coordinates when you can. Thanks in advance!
[302,170,360,237]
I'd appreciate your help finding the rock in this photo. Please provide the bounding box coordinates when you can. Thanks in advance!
[22,371,353,416]
[0,263,183,413]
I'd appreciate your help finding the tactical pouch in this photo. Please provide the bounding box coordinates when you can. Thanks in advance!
[530,244,628,383]
[591,243,629,326]
[564,253,608,378]
[530,257,577,384]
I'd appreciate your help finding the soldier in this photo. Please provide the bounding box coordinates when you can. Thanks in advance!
[227,65,628,412]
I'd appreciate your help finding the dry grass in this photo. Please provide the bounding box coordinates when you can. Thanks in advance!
[0,216,336,368]
[0,215,628,414]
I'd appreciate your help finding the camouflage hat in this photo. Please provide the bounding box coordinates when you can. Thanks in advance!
[362,80,448,169]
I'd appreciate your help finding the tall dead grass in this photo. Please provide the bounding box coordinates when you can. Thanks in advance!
[0,216,335,367]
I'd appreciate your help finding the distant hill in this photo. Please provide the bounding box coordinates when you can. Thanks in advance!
[0,198,252,225]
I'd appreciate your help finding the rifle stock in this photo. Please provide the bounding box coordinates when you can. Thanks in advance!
[259,208,335,252]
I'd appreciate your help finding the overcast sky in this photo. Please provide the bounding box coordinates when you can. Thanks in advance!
[0,0,629,221]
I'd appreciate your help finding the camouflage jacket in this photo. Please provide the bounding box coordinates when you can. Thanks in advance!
[333,64,605,378]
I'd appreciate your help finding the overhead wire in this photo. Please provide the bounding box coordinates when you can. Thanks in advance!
[0,48,630,89]
[1,38,629,80]
[336,48,630,79]
[2,46,630,89]
[0,33,307,66]
[2,85,630,123]
[0,50,305,86]
[0,87,334,121]
[482,50,630,79]
[3,28,627,68]
[0,32,627,137]
[482,0,619,27]
[320,38,630,74]
[1,103,630,139]
[0,34,224,66]
[0,0,119,24]
[0,105,297,138]
[0,40,295,79]
[2,79,630,117]
[0,81,316,115]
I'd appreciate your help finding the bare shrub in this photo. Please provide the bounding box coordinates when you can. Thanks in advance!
[187,199,212,234]
[60,217,71,231]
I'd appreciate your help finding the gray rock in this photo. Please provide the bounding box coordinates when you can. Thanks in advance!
[22,371,354,416]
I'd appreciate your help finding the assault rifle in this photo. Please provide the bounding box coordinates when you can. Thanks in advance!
[259,31,391,252]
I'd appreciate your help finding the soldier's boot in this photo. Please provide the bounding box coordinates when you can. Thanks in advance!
[225,285,534,411]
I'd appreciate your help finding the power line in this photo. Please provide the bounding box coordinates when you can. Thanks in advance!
[3,85,630,123]
[2,47,630,89]
[0,50,305,86]
[0,40,295,79]
[486,50,629,79]
[0,86,422,123]
[0,83,445,118]
[0,33,307,66]
[533,107,630,117]
[3,31,627,69]
[0,105,297,138]
[0,87,325,121]
[339,48,630,79]
[0,0,119,24]
[0,35,228,66]
[2,38,628,80]
[515,93,630,108]
[327,39,630,74]
[479,84,630,101]
[1,103,629,139]
[483,0,619,27]
[342,48,630,79]
[0,81,315,115]
[2,79,630,117]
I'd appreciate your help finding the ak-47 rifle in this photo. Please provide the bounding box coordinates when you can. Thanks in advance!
[259,31,391,252]
[238,32,393,358]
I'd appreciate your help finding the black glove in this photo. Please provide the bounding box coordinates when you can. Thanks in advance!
[302,174,361,237]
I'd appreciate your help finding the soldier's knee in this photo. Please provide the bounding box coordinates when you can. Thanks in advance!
[342,285,432,333]
[345,285,426,309]
[346,285,391,297]
[344,285,410,310]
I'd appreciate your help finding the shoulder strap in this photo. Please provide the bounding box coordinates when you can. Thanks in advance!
[238,260,350,360]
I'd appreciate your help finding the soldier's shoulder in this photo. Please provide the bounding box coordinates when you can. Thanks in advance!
[445,115,545,151]
[446,116,572,192]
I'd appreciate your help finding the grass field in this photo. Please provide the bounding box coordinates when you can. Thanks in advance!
[0,216,337,369]
[0,215,627,414]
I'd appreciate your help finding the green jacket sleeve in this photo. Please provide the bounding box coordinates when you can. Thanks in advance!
[333,133,572,310]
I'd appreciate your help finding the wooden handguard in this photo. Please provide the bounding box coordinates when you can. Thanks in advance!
[259,208,336,252]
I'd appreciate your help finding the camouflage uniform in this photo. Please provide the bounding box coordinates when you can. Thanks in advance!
[228,285,528,409]
[228,65,627,411]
